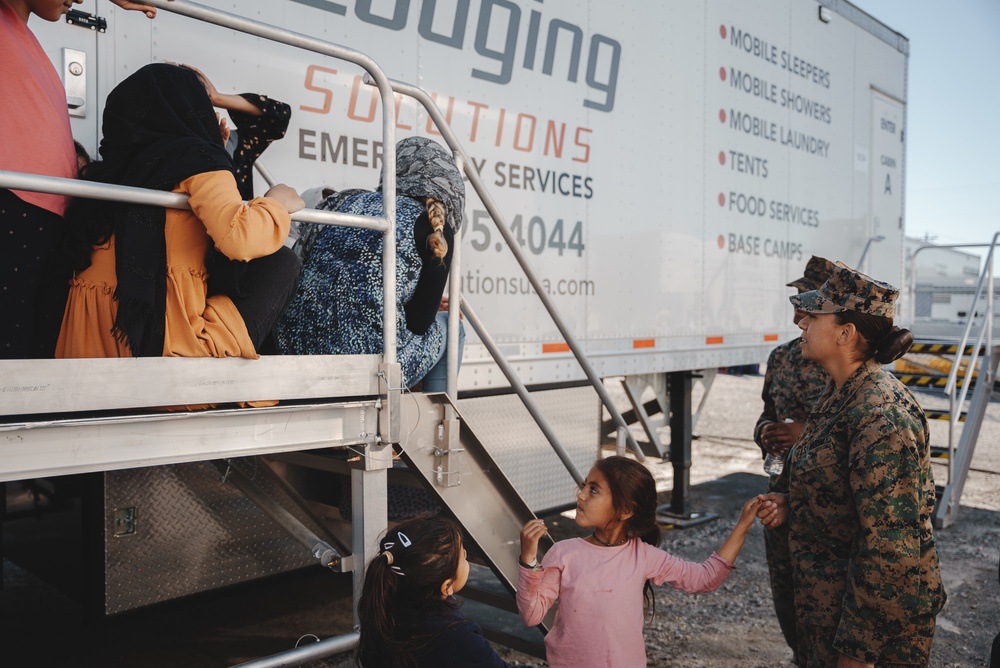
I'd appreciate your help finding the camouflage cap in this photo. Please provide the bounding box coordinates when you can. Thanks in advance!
[787,256,835,292]
[789,261,898,318]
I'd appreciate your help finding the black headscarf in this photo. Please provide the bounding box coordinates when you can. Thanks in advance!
[69,63,233,356]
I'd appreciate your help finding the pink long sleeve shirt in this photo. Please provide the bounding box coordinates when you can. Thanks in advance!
[0,1,77,216]
[516,538,734,667]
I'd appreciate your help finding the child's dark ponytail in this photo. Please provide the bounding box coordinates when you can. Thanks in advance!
[424,198,449,263]
[593,456,662,621]
[356,514,464,667]
[357,548,403,665]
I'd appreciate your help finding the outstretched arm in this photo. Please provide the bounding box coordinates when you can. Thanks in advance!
[715,497,760,563]
[182,64,264,116]
[180,65,292,200]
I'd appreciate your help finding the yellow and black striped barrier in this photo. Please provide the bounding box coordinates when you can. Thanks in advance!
[930,446,950,460]
[924,410,967,422]
[896,373,999,392]
[909,342,976,355]
[897,374,949,388]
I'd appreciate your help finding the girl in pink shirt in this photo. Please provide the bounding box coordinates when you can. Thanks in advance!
[517,456,760,667]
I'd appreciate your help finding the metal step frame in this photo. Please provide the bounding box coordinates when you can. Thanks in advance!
[909,234,1000,528]
[395,392,557,635]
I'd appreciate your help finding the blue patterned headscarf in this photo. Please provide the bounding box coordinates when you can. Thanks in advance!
[379,136,465,232]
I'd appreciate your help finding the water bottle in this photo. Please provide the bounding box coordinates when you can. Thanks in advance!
[762,418,793,476]
[763,452,784,476]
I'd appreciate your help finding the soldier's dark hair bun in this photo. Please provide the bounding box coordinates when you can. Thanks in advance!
[873,326,913,364]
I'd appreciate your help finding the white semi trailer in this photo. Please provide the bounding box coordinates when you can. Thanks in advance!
[3,0,909,654]
[33,0,909,384]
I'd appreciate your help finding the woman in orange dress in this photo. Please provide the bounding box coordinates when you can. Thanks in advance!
[57,63,303,360]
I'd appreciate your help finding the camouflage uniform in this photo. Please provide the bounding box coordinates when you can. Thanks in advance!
[754,338,828,656]
[755,339,830,454]
[757,255,835,450]
[777,263,947,666]
[781,360,945,665]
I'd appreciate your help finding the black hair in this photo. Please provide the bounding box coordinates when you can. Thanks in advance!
[592,456,661,621]
[356,513,464,667]
[73,141,91,173]
[834,311,913,364]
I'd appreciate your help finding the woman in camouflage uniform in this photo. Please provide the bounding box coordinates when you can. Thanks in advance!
[758,262,946,667]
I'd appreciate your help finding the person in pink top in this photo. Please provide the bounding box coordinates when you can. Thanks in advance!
[0,0,158,358]
[517,456,760,667]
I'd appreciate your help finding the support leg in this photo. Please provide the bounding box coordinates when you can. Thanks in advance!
[351,448,390,626]
[655,371,717,528]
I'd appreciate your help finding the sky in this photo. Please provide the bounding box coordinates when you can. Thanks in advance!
[849,0,1000,254]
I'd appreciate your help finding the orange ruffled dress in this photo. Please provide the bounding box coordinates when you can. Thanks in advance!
[56,170,290,360]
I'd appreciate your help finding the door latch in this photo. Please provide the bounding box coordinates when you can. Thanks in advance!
[65,9,107,32]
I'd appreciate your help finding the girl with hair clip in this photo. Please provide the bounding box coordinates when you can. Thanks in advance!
[275,136,465,392]
[356,513,510,668]
[56,63,303,361]
[757,261,945,668]
[518,455,761,667]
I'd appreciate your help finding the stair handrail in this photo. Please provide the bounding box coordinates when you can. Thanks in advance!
[906,236,1000,468]
[942,234,998,467]
[943,235,998,395]
[374,75,646,464]
[460,298,585,483]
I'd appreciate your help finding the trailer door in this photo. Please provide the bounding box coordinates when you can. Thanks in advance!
[30,1,105,158]
[867,90,906,286]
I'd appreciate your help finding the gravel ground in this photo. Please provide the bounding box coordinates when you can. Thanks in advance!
[3,373,998,667]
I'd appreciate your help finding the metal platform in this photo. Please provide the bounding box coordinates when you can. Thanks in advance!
[0,355,382,482]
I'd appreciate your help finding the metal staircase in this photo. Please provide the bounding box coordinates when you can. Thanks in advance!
[900,233,1000,528]
[396,392,557,645]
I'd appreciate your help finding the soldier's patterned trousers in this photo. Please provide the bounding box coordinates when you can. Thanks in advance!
[798,618,936,667]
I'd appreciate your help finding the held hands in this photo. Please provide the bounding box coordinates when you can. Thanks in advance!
[836,655,874,668]
[265,184,305,214]
[519,519,548,565]
[735,496,762,534]
[714,496,762,564]
[759,420,804,455]
[755,493,789,529]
